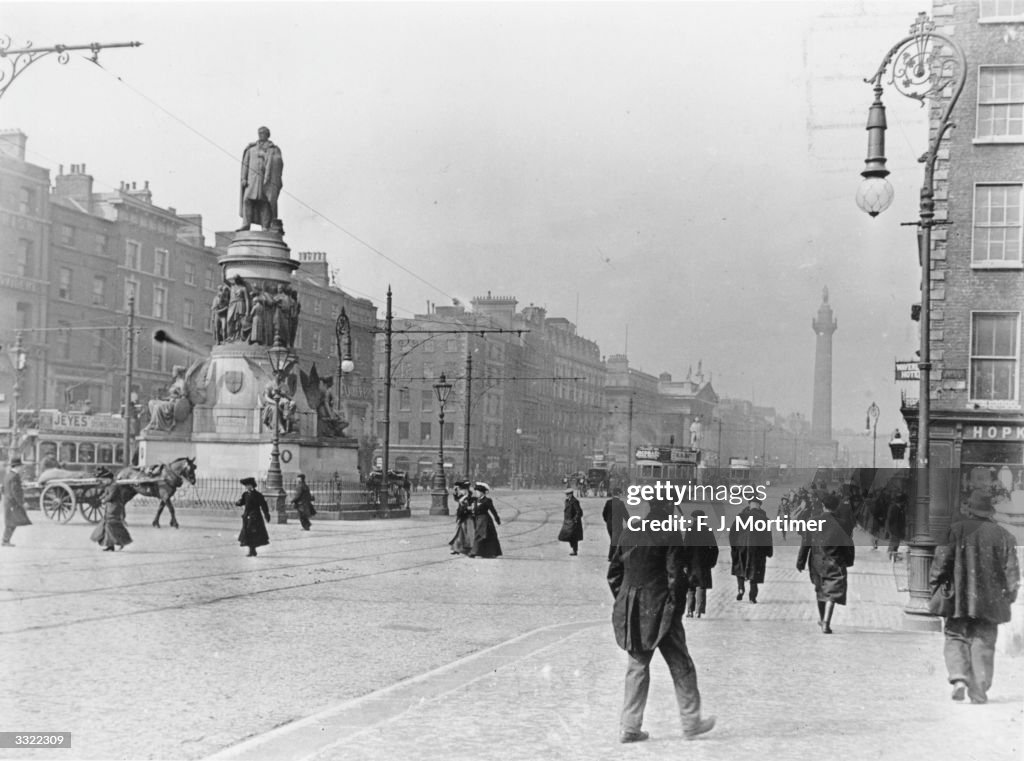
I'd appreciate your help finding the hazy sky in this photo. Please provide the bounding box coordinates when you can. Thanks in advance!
[3,0,930,434]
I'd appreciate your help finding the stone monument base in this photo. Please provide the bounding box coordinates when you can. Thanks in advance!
[140,435,359,485]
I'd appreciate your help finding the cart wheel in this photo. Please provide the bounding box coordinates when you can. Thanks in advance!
[80,497,104,524]
[41,483,77,523]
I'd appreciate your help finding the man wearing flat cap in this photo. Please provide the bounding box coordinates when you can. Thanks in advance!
[2,457,30,547]
[236,477,271,557]
[930,489,1019,704]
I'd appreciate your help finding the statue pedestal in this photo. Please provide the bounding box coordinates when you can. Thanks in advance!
[141,342,360,484]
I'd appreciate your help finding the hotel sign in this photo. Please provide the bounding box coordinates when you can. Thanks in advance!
[964,425,1024,441]
[894,360,920,381]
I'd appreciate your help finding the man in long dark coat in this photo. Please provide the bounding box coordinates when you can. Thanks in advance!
[608,499,715,744]
[796,497,854,633]
[2,457,31,546]
[930,490,1019,704]
[291,473,315,530]
[559,488,584,556]
[729,497,773,603]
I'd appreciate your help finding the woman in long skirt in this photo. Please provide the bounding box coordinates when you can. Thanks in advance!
[469,482,502,558]
[90,467,133,551]
[796,495,855,633]
[237,477,271,557]
[448,481,476,555]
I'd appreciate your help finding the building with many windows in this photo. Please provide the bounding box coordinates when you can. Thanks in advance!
[377,295,605,487]
[900,1,1024,538]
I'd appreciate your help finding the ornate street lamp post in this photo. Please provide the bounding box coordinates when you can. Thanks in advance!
[266,332,297,524]
[866,402,880,468]
[8,331,27,462]
[430,372,454,516]
[857,12,966,622]
[334,308,355,414]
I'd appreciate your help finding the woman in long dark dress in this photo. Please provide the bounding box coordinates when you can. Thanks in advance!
[237,477,270,557]
[90,468,133,551]
[448,480,476,555]
[469,482,502,558]
[796,495,855,633]
[683,508,719,618]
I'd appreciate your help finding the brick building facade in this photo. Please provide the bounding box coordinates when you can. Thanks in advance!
[901,1,1024,540]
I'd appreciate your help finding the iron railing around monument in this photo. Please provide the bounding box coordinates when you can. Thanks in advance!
[126,476,400,512]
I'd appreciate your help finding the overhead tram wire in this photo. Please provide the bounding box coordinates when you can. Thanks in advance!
[87,59,549,339]
[87,58,469,313]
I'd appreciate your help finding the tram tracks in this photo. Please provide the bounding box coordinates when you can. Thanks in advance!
[0,494,577,635]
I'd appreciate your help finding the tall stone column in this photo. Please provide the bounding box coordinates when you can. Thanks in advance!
[810,287,837,463]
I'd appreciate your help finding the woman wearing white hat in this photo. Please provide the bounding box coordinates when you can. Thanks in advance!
[469,482,502,558]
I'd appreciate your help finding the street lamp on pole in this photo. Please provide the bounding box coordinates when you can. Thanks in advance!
[430,372,454,516]
[8,331,27,462]
[266,331,297,525]
[866,402,880,468]
[334,308,355,415]
[857,12,966,622]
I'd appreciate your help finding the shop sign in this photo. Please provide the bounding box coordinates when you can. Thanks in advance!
[669,447,699,464]
[964,425,1024,441]
[634,445,659,461]
[38,410,124,434]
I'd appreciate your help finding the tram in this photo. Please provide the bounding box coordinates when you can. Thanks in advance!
[3,409,129,479]
[631,445,701,495]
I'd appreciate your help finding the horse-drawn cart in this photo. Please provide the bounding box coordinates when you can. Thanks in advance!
[34,471,160,524]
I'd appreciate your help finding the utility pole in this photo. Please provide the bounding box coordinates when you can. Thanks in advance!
[626,395,634,482]
[463,350,472,479]
[122,296,135,466]
[380,286,393,509]
[717,418,723,469]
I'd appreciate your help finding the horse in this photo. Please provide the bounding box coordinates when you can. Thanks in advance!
[115,456,198,529]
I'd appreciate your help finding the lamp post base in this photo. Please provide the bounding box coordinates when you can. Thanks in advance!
[902,539,940,631]
[430,489,449,516]
[276,489,288,524]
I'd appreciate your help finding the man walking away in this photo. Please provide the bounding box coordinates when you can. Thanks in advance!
[602,487,628,561]
[930,490,1019,704]
[609,499,715,744]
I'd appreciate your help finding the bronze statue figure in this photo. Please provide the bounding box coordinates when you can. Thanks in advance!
[238,126,284,232]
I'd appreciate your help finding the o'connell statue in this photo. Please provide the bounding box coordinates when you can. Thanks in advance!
[238,126,284,232]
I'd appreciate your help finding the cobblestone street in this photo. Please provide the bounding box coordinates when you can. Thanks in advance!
[1,490,1020,760]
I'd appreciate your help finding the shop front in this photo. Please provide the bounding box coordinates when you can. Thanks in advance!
[902,407,1024,542]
